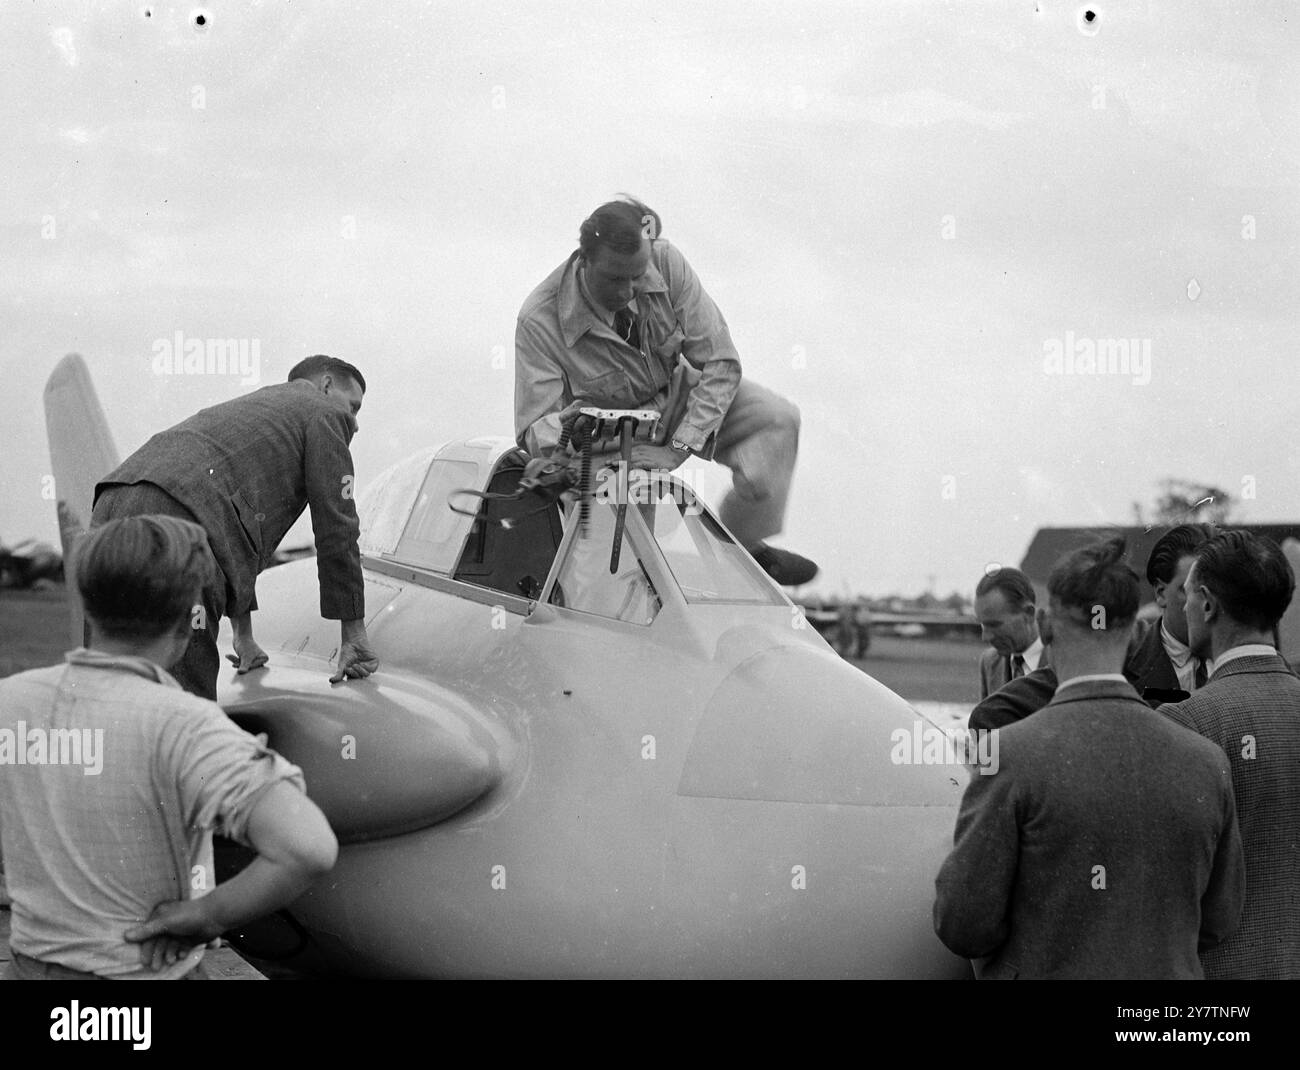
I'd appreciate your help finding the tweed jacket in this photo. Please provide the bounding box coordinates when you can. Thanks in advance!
[1160,653,1300,979]
[936,678,1244,978]
[95,380,364,621]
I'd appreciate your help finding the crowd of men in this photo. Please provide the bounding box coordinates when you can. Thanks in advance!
[941,530,1299,978]
[0,196,1295,980]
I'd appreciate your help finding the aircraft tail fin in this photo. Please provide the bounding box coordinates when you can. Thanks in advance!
[43,353,120,647]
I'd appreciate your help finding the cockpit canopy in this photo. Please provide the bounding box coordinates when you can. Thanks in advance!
[357,438,784,617]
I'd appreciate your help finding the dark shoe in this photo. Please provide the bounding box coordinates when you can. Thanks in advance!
[750,543,819,586]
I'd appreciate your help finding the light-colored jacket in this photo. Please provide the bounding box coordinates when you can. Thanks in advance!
[514,239,741,458]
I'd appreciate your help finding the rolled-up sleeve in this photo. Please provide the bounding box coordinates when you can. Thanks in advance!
[172,709,307,847]
[515,319,568,456]
[660,243,741,453]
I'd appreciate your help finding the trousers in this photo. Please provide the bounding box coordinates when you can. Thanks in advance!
[658,375,800,549]
[89,482,226,701]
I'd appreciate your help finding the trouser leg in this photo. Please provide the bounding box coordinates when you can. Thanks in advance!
[89,484,225,701]
[709,379,801,549]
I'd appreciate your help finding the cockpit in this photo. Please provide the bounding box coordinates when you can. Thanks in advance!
[357,438,785,623]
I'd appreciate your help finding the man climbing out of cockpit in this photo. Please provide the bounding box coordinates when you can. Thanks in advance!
[513,196,818,587]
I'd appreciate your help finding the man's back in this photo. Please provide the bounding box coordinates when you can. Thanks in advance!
[1161,654,1300,978]
[99,380,362,619]
[936,679,1243,978]
[0,652,303,978]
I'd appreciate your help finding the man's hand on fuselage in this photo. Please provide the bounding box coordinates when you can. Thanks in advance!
[330,618,379,683]
[227,613,270,674]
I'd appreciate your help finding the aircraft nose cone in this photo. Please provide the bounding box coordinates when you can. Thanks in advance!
[677,645,964,806]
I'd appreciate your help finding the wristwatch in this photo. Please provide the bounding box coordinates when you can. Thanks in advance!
[670,438,693,455]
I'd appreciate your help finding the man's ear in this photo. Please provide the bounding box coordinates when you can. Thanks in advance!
[1036,605,1053,646]
[1153,579,1169,610]
[1199,584,1220,627]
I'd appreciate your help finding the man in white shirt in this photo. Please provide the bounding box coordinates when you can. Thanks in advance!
[974,567,1050,699]
[1128,523,1217,704]
[0,516,337,978]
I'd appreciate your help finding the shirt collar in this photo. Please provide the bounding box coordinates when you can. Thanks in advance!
[557,248,668,348]
[1055,672,1129,692]
[1017,636,1044,671]
[1209,644,1277,675]
[1160,620,1195,670]
[65,647,181,688]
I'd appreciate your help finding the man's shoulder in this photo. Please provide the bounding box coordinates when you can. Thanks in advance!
[969,666,1057,731]
[1167,658,1300,724]
[978,647,1001,671]
[0,659,226,725]
[517,256,572,324]
[0,662,67,704]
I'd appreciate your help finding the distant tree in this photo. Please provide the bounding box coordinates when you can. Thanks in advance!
[1132,478,1236,527]
[943,591,968,614]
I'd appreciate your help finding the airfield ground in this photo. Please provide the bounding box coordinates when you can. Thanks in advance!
[0,585,982,980]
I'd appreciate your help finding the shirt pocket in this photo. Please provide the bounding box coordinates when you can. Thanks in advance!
[647,313,686,365]
[581,368,636,406]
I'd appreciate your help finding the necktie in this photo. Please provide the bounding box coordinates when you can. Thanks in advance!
[613,307,640,350]
[1193,658,1208,689]
[1010,654,1025,680]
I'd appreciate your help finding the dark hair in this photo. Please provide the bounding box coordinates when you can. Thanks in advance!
[578,196,662,261]
[1146,523,1217,585]
[1047,536,1140,629]
[1193,530,1295,632]
[288,354,366,393]
[975,567,1036,610]
[76,516,216,640]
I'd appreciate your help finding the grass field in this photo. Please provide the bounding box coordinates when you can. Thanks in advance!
[1,585,982,707]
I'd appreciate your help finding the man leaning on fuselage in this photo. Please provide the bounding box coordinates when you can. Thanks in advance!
[92,355,378,699]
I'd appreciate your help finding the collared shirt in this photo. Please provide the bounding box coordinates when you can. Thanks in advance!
[514,239,742,457]
[1161,620,1204,691]
[578,266,620,327]
[1208,643,1277,676]
[0,648,304,978]
[1055,672,1129,692]
[1017,636,1045,673]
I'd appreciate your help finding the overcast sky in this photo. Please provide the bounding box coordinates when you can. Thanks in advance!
[2,0,1297,597]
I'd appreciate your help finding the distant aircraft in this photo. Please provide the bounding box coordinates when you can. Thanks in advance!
[0,537,62,589]
[44,353,968,978]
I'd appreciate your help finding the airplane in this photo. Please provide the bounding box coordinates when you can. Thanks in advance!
[43,352,970,979]
[0,537,63,590]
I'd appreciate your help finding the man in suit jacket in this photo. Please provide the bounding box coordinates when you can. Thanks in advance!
[975,566,1050,699]
[1128,524,1217,706]
[969,615,1176,731]
[91,355,378,699]
[936,537,1244,978]
[1160,530,1300,978]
